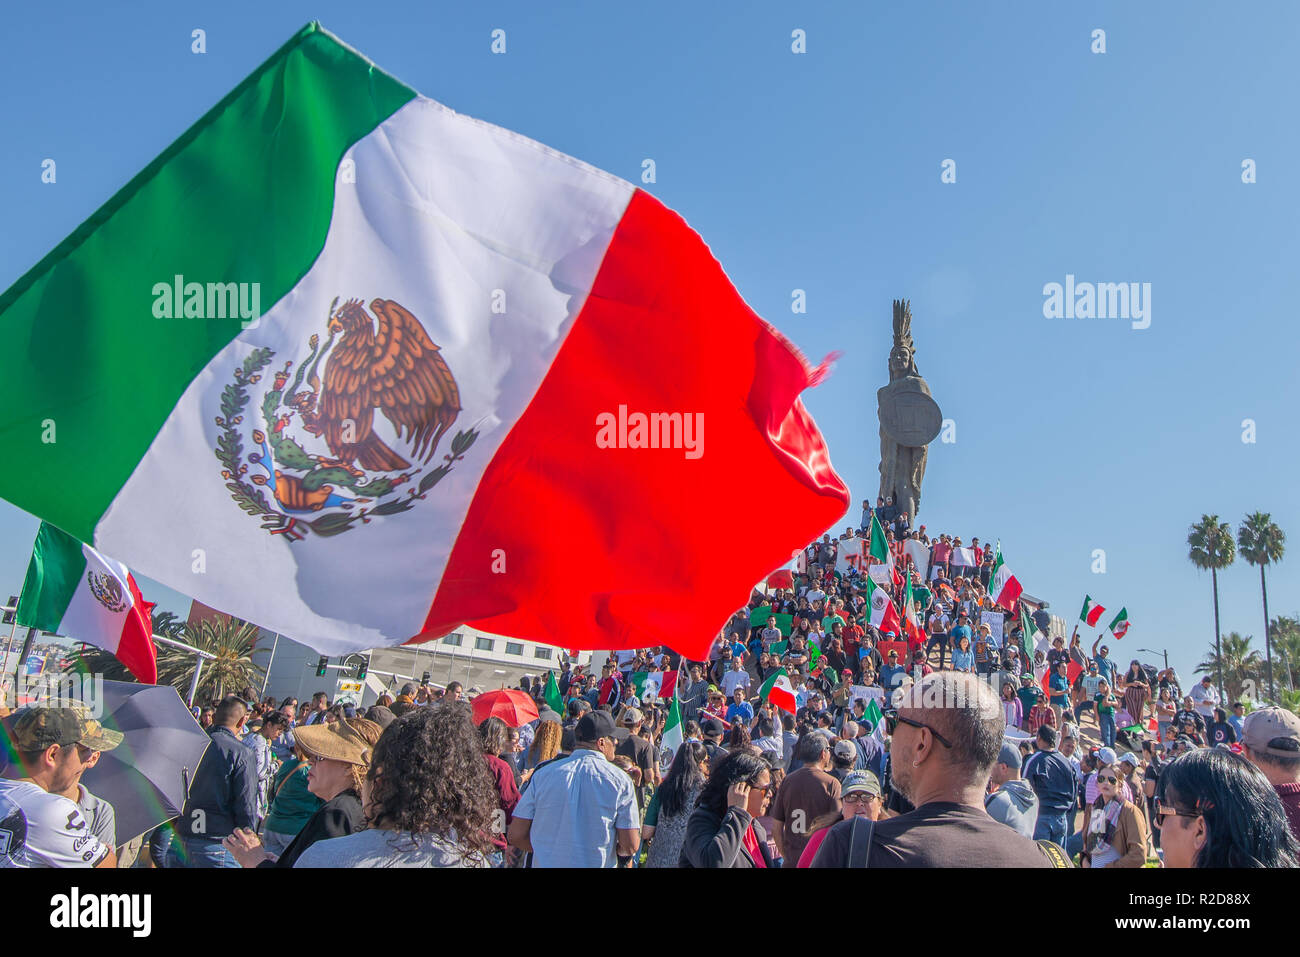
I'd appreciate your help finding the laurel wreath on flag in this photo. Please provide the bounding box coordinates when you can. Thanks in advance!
[215,347,478,541]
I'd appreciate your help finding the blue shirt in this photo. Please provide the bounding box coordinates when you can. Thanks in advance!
[880,664,907,689]
[1095,655,1115,683]
[513,749,639,868]
[1049,673,1070,704]
[951,648,974,671]
[726,702,754,725]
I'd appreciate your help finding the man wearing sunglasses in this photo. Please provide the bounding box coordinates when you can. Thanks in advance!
[0,706,122,868]
[811,672,1056,867]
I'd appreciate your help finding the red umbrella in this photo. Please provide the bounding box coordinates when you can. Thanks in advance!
[471,688,539,727]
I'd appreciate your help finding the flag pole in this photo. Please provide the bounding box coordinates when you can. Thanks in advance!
[259,633,281,699]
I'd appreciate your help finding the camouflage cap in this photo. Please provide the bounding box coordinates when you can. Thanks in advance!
[7,706,123,753]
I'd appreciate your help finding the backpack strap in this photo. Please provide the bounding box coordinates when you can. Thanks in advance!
[1035,839,1073,868]
[845,816,875,868]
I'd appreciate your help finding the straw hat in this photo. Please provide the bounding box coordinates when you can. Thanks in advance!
[292,718,375,765]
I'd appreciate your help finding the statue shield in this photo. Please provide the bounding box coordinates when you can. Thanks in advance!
[877,378,942,447]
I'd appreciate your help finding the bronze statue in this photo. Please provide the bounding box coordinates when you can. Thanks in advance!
[877,299,942,521]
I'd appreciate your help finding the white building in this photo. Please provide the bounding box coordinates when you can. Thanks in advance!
[258,626,594,708]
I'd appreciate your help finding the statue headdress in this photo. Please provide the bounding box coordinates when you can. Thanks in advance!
[891,299,919,377]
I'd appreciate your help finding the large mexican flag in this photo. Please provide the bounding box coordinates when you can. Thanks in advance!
[17,523,157,683]
[0,24,848,660]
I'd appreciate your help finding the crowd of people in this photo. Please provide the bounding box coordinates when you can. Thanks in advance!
[2,507,1299,868]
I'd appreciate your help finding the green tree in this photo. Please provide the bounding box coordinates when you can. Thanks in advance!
[160,617,265,703]
[1238,513,1286,703]
[63,609,266,705]
[1276,688,1300,718]
[1188,514,1235,703]
[1194,632,1262,705]
[1271,615,1300,692]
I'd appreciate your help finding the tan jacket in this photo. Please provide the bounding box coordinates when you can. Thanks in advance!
[1088,798,1149,868]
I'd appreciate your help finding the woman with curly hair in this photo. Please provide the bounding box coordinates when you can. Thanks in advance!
[293,704,499,867]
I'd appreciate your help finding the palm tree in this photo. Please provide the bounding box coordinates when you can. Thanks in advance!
[1188,514,1235,703]
[1277,687,1300,718]
[1238,513,1285,702]
[160,617,265,703]
[63,609,266,705]
[1272,615,1300,692]
[1193,632,1263,704]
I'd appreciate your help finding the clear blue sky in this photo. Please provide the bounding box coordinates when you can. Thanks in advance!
[3,1,1297,687]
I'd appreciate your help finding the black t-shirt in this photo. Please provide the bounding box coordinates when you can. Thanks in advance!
[617,732,656,781]
[1143,761,1162,825]
[1209,721,1237,747]
[810,802,1054,868]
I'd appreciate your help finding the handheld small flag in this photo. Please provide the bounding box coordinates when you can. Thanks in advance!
[1108,608,1130,640]
[757,668,798,714]
[661,687,683,758]
[1019,605,1037,667]
[988,542,1022,611]
[544,671,564,715]
[863,697,886,744]
[1079,596,1106,627]
[865,576,902,635]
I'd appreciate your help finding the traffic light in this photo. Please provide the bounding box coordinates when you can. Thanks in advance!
[2,596,16,626]
[315,655,328,677]
[354,654,370,680]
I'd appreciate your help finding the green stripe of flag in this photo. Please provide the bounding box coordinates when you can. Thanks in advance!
[15,523,88,632]
[0,22,415,542]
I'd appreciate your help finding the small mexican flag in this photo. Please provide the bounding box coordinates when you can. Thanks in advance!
[862,697,885,742]
[1108,608,1130,640]
[807,642,823,673]
[1080,596,1106,627]
[988,542,1023,611]
[544,671,564,715]
[661,688,683,757]
[903,567,925,647]
[629,670,677,702]
[16,522,157,684]
[758,667,798,714]
[866,576,901,634]
[868,512,895,577]
[1019,604,1038,667]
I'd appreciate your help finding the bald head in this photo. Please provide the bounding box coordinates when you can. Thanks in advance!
[897,673,1004,782]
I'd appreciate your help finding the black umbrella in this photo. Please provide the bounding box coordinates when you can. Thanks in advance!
[82,680,212,846]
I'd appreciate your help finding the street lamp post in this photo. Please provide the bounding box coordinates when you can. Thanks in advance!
[1137,647,1169,673]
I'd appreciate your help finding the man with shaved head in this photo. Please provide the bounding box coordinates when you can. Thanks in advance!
[811,673,1058,867]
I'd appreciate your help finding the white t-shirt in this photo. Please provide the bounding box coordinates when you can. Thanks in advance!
[0,779,109,868]
[1190,683,1219,718]
[721,669,751,697]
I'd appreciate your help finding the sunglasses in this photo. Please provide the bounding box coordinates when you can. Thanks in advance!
[843,792,878,804]
[887,714,953,748]
[1154,796,1201,820]
[1099,775,1119,785]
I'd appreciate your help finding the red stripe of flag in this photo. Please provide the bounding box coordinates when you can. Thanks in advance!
[416,190,849,660]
